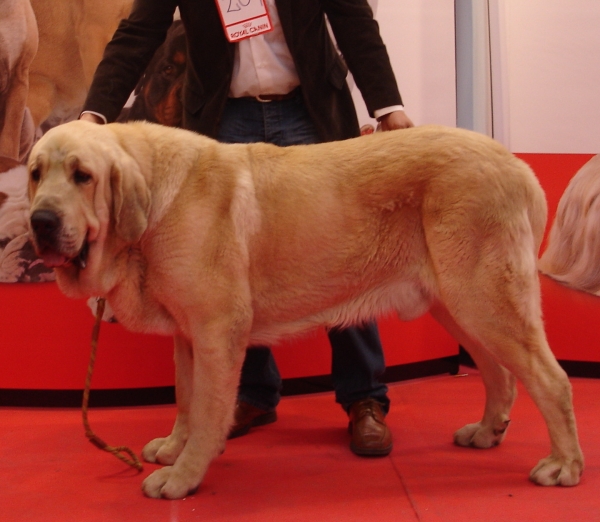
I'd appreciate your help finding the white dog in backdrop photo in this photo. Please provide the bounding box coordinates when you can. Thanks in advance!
[0,156,53,282]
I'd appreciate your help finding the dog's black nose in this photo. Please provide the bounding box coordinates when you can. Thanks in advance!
[30,209,61,237]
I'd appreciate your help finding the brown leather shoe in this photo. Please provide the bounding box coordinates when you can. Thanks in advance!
[228,400,277,439]
[348,398,393,456]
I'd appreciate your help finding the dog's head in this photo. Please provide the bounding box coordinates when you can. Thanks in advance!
[121,20,186,126]
[27,120,150,296]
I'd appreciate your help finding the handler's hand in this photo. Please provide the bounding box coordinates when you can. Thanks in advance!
[79,112,104,124]
[378,110,414,131]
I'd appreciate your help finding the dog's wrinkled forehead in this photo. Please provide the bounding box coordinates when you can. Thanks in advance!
[28,121,113,176]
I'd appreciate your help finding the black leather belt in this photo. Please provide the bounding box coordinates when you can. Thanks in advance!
[239,87,300,103]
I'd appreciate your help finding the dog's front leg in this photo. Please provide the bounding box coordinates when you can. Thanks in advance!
[0,65,30,160]
[142,335,192,465]
[142,321,248,499]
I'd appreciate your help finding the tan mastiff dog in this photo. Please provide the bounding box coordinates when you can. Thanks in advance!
[27,0,133,128]
[28,121,583,499]
[0,0,38,161]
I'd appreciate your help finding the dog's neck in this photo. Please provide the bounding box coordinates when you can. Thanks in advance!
[103,242,179,335]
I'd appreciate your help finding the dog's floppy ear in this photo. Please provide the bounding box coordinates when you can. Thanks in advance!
[110,154,150,243]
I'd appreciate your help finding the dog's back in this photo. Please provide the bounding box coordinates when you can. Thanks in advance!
[205,125,548,338]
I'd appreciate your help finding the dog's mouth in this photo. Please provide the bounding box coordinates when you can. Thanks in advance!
[73,239,90,269]
[37,238,90,270]
[30,209,91,269]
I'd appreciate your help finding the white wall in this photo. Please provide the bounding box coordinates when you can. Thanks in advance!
[351,0,457,129]
[490,0,600,153]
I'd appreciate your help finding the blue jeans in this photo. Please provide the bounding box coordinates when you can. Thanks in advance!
[217,93,390,414]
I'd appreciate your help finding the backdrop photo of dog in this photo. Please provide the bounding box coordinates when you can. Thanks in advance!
[28,120,584,499]
[117,20,186,127]
[0,155,53,282]
[27,0,134,131]
[0,0,38,161]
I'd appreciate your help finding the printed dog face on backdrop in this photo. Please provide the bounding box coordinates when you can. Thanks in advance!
[0,156,54,282]
[118,20,186,126]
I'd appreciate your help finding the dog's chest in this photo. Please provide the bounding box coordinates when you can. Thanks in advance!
[110,287,179,336]
[107,254,180,337]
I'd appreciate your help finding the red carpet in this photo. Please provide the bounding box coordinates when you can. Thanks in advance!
[2,369,599,521]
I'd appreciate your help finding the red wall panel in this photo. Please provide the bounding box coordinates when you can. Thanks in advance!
[517,153,600,363]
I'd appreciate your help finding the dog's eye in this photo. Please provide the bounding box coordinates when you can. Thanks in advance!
[162,64,175,77]
[74,170,92,185]
[30,169,41,183]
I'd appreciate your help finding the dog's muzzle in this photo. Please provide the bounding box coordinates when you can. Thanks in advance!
[30,209,61,244]
[30,209,89,269]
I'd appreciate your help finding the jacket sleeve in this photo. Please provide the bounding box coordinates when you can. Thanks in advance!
[82,0,178,123]
[323,0,403,117]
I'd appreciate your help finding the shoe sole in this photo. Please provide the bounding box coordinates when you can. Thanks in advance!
[228,410,278,439]
[350,441,392,457]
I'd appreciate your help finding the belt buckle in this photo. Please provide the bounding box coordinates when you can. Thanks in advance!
[255,94,273,103]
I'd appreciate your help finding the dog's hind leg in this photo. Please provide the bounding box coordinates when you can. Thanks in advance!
[424,179,583,484]
[431,281,583,486]
[522,353,583,486]
[487,329,582,486]
[430,304,517,449]
[142,335,192,465]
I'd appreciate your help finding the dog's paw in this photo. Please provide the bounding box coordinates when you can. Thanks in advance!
[142,466,200,499]
[454,419,510,449]
[529,455,583,486]
[142,436,185,465]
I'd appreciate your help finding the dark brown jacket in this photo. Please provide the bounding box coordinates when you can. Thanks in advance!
[83,0,403,141]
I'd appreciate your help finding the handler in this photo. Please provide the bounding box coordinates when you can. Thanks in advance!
[80,0,413,457]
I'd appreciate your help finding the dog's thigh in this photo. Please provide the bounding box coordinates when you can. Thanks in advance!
[142,335,192,465]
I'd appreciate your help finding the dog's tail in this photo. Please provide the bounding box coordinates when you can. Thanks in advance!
[522,159,549,258]
[538,154,600,294]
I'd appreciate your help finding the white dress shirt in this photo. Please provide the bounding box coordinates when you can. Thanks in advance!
[229,0,403,120]
[229,0,300,98]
